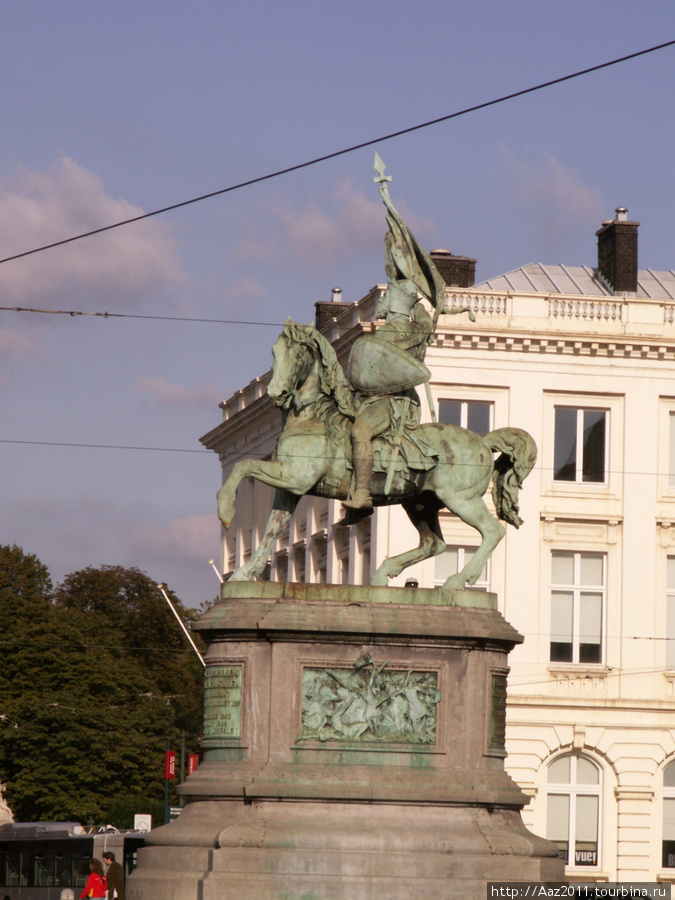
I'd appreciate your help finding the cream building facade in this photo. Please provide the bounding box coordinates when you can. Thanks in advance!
[201,210,675,883]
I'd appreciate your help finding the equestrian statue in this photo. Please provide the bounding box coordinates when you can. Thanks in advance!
[216,156,537,590]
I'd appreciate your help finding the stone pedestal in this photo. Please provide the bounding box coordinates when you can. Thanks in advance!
[128,583,562,900]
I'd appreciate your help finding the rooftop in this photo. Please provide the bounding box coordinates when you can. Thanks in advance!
[474,264,675,300]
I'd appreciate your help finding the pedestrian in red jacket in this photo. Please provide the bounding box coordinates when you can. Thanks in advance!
[80,859,106,900]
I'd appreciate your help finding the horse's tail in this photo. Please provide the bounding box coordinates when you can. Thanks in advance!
[483,427,538,528]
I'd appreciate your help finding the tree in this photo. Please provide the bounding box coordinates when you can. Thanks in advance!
[0,544,52,622]
[0,547,204,825]
[54,565,204,734]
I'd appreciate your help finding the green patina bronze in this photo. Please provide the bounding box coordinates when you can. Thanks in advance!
[203,665,243,740]
[216,156,538,589]
[489,671,508,753]
[298,652,440,744]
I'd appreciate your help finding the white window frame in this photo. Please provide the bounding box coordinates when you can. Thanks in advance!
[432,384,507,434]
[437,398,494,433]
[658,398,675,500]
[546,754,602,870]
[434,545,490,592]
[662,760,675,869]
[550,551,606,666]
[666,557,675,670]
[543,393,623,499]
[553,406,608,486]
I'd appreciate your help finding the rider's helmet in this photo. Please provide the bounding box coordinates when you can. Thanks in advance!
[380,278,420,318]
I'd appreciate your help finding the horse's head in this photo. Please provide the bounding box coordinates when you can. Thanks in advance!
[267,321,316,410]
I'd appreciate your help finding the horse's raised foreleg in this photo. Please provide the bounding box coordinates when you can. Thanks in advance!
[218,458,314,529]
[370,500,446,587]
[439,494,505,590]
[228,489,299,582]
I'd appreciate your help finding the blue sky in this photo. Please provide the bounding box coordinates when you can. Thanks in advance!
[1,1,674,607]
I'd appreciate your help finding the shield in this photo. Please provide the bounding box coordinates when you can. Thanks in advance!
[348,335,430,395]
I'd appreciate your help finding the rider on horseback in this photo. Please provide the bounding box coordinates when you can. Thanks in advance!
[343,156,446,510]
[343,280,435,509]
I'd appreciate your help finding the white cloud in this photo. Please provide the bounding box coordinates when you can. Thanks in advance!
[0,325,42,382]
[2,496,220,607]
[0,158,185,306]
[230,275,266,303]
[0,326,40,358]
[136,376,222,408]
[129,514,220,563]
[234,236,284,265]
[500,148,605,249]
[233,177,436,270]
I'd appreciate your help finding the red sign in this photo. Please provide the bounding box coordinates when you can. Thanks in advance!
[188,753,199,775]
[165,751,176,780]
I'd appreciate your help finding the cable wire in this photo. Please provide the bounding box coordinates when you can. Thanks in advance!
[0,438,210,454]
[0,39,673,267]
[2,438,675,479]
[0,306,285,327]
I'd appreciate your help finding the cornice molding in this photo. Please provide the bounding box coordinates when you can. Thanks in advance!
[432,330,675,360]
[201,394,281,454]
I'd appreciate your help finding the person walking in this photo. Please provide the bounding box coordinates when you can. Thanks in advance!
[102,852,125,900]
[79,859,106,900]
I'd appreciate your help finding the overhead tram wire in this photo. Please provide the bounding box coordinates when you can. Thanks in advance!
[0,438,210,454]
[0,38,673,268]
[0,438,671,479]
[0,306,286,327]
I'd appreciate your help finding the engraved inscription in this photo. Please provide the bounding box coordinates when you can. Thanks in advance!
[299,652,440,744]
[204,665,242,739]
[489,673,507,750]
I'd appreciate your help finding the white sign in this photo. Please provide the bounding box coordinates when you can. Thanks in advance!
[133,814,152,833]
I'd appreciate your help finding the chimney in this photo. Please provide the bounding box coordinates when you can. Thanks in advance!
[430,249,476,288]
[595,208,639,294]
[315,288,351,333]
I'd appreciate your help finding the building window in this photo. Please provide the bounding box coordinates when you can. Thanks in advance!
[669,412,675,489]
[554,407,607,483]
[663,761,675,867]
[356,519,371,586]
[550,552,605,664]
[311,533,327,584]
[434,546,489,591]
[292,542,306,583]
[273,550,288,583]
[547,754,601,868]
[438,399,493,434]
[667,558,675,669]
[334,527,350,585]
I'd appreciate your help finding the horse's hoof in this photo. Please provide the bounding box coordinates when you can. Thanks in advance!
[227,570,252,583]
[218,506,235,530]
[443,574,466,590]
[369,571,389,587]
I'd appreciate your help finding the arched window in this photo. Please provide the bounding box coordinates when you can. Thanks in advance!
[546,754,601,868]
[662,760,675,867]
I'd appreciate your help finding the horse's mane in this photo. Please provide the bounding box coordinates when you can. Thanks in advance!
[283,321,356,421]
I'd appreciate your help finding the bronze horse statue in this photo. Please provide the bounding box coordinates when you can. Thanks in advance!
[217,320,537,589]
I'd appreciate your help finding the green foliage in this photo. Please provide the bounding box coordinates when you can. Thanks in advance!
[0,544,52,622]
[102,794,165,831]
[0,547,204,826]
